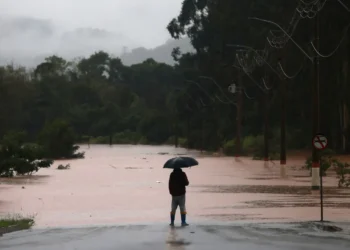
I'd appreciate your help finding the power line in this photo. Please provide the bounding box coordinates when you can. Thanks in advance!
[199,76,236,104]
[310,22,350,58]
[243,88,255,100]
[337,0,350,12]
[185,79,216,103]
[262,78,273,90]
[277,58,306,79]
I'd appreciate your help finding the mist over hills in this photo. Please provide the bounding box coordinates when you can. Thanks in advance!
[0,16,194,67]
[119,37,194,66]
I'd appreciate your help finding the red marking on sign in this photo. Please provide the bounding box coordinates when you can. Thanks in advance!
[315,135,325,148]
[312,134,328,150]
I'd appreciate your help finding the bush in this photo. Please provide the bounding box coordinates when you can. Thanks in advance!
[164,136,187,148]
[242,135,257,155]
[223,139,235,156]
[335,161,350,188]
[250,135,279,160]
[80,135,91,143]
[223,134,278,159]
[90,136,109,144]
[113,130,142,144]
[138,136,148,145]
[178,137,187,147]
[304,148,336,176]
[85,130,147,145]
[0,131,53,177]
[164,136,177,145]
[224,136,267,157]
[86,131,144,145]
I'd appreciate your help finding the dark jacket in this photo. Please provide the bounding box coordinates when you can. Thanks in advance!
[168,168,189,196]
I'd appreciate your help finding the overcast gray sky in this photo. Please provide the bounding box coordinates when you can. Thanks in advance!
[0,0,183,66]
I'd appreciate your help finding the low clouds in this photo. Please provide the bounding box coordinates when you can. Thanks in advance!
[0,17,54,37]
[0,17,57,65]
[0,16,136,66]
[0,0,185,67]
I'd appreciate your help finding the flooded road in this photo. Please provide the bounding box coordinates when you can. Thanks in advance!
[0,145,349,228]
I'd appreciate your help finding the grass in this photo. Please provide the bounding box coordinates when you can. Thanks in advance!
[0,214,34,235]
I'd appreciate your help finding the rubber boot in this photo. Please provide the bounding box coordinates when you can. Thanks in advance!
[181,214,189,226]
[170,213,175,226]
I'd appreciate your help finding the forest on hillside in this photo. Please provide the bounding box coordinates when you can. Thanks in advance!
[1,0,350,174]
[0,54,181,144]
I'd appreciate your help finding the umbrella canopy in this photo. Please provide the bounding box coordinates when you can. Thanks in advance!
[163,157,198,169]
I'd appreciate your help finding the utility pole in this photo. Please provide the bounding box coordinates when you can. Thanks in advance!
[278,57,287,178]
[312,13,321,191]
[109,134,113,146]
[263,83,270,167]
[312,12,324,223]
[174,117,179,148]
[200,106,204,153]
[263,66,270,167]
[186,108,191,149]
[235,71,243,158]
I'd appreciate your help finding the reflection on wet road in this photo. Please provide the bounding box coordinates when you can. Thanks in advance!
[1,222,350,250]
[166,227,190,249]
[0,145,350,228]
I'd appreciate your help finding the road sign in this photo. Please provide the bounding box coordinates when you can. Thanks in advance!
[228,84,236,93]
[312,134,328,150]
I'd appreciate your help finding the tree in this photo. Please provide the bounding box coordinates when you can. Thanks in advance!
[0,131,53,177]
[38,119,84,159]
[165,0,350,156]
[0,8,349,161]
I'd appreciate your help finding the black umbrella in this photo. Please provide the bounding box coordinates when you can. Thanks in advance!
[163,157,198,169]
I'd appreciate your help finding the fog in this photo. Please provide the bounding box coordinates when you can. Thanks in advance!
[0,0,191,67]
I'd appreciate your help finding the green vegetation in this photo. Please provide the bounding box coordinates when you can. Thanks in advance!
[38,119,84,159]
[166,0,350,157]
[0,56,180,150]
[0,131,53,177]
[304,149,337,176]
[336,162,350,188]
[303,148,350,186]
[0,214,34,235]
[0,1,349,166]
[223,130,280,159]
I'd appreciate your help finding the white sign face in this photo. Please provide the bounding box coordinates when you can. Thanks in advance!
[312,134,328,150]
[228,84,236,93]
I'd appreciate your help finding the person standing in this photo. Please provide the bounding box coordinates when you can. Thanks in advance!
[168,168,189,226]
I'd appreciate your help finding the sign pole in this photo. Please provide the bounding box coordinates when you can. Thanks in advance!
[312,11,321,191]
[235,71,243,158]
[312,133,328,222]
[315,12,323,223]
[278,57,287,178]
[320,162,324,222]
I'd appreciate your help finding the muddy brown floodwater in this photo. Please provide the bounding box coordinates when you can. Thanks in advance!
[0,145,349,228]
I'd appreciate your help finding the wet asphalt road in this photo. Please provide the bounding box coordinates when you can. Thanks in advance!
[1,222,350,250]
